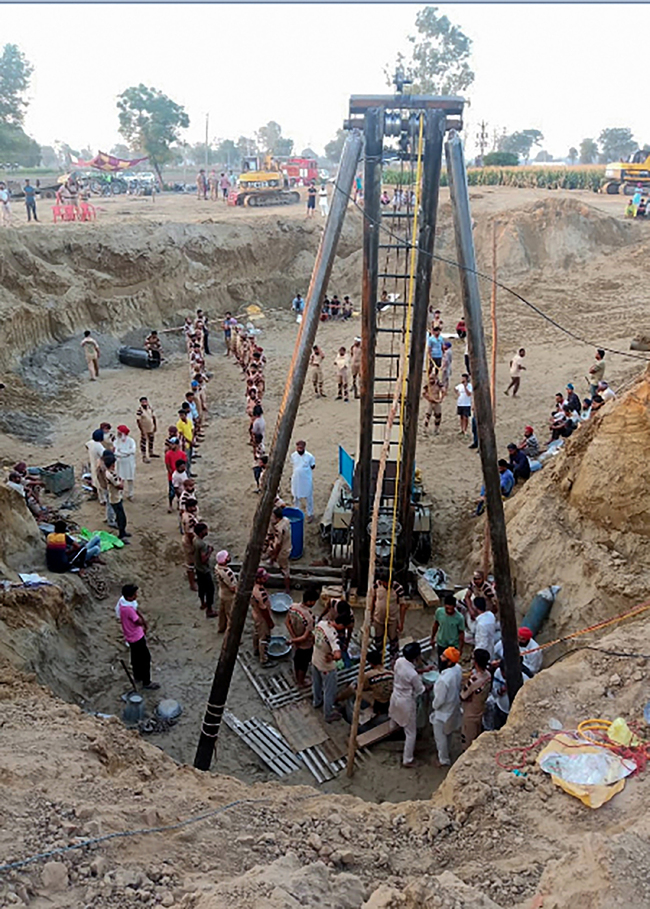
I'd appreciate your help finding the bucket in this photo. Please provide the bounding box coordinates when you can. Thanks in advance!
[282,506,304,560]
[121,693,144,725]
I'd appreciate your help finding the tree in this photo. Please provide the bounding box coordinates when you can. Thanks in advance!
[274,136,293,157]
[483,151,518,167]
[236,136,257,161]
[568,146,578,165]
[499,129,544,163]
[598,127,638,163]
[117,84,189,184]
[215,138,238,168]
[110,143,132,159]
[397,6,474,96]
[40,145,62,169]
[0,44,33,126]
[0,123,40,166]
[301,147,318,159]
[534,149,553,163]
[256,121,282,153]
[325,128,346,164]
[579,138,598,164]
[255,121,294,157]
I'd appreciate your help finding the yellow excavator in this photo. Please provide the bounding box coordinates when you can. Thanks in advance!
[230,154,301,207]
[602,150,650,195]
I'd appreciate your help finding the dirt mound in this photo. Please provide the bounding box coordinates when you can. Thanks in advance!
[0,215,363,372]
[2,606,650,909]
[479,371,650,638]
[0,484,42,574]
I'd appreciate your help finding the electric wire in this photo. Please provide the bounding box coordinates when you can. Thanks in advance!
[333,173,650,363]
[0,794,320,873]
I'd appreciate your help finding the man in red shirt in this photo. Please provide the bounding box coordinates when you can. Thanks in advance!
[164,437,185,513]
[115,584,160,690]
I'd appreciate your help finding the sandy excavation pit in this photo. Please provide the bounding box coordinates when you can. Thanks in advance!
[3,188,650,906]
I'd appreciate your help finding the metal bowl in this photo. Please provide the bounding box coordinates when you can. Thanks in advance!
[270,592,292,614]
[267,634,291,659]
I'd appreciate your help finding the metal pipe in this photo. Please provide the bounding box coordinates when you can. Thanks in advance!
[444,131,523,704]
[193,130,363,771]
[398,109,446,550]
[354,107,383,594]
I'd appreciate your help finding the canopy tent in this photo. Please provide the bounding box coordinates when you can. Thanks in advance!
[70,151,149,173]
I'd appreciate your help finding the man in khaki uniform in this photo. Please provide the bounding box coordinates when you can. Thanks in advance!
[268,506,292,593]
[309,345,326,397]
[81,331,100,381]
[136,396,158,463]
[103,451,130,542]
[370,571,407,664]
[350,338,362,399]
[180,498,200,591]
[334,347,350,402]
[251,568,274,665]
[216,550,238,634]
[423,369,447,434]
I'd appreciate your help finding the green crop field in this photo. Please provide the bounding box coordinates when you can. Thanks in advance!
[383,165,606,192]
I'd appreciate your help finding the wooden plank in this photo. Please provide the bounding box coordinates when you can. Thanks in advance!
[273,702,329,751]
[356,720,394,749]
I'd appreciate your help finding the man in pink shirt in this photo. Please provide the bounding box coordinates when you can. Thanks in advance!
[115,584,160,690]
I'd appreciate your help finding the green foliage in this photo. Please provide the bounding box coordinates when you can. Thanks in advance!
[579,138,598,165]
[237,136,258,160]
[215,139,238,166]
[598,127,638,163]
[300,147,318,159]
[568,147,578,165]
[383,165,605,191]
[324,129,346,163]
[499,129,544,162]
[400,6,474,95]
[255,121,293,157]
[117,84,189,182]
[109,143,132,159]
[0,44,33,126]
[0,122,40,167]
[483,151,518,167]
[275,136,294,157]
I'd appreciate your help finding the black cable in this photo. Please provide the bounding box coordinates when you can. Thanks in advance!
[544,645,650,668]
[0,794,319,873]
[333,177,650,363]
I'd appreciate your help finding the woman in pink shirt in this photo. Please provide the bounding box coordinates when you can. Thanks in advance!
[115,584,160,690]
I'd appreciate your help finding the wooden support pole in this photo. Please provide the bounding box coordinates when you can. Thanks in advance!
[445,132,523,705]
[483,222,498,577]
[193,131,363,771]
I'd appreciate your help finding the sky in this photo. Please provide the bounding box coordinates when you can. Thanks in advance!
[4,2,650,161]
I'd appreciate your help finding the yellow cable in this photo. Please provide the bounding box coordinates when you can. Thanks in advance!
[383,114,425,659]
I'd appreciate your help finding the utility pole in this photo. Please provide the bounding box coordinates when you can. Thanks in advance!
[445,131,523,705]
[193,130,363,771]
[476,120,489,161]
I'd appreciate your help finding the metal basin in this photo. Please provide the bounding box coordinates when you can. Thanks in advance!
[270,592,292,614]
[267,634,291,659]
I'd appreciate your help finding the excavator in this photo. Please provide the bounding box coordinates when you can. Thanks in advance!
[601,150,650,195]
[229,154,301,207]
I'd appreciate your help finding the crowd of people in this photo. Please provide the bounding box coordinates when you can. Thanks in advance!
[387,568,542,767]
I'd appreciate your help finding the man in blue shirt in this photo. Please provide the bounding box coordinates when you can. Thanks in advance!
[476,460,515,515]
[24,179,38,222]
[507,443,531,482]
[427,326,444,368]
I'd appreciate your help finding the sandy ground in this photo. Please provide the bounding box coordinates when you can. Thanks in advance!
[2,184,650,806]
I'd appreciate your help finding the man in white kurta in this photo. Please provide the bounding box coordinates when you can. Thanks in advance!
[115,425,137,500]
[389,643,425,766]
[430,647,463,766]
[290,440,315,520]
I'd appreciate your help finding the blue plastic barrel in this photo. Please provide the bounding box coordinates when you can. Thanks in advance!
[282,507,304,560]
[521,585,561,637]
